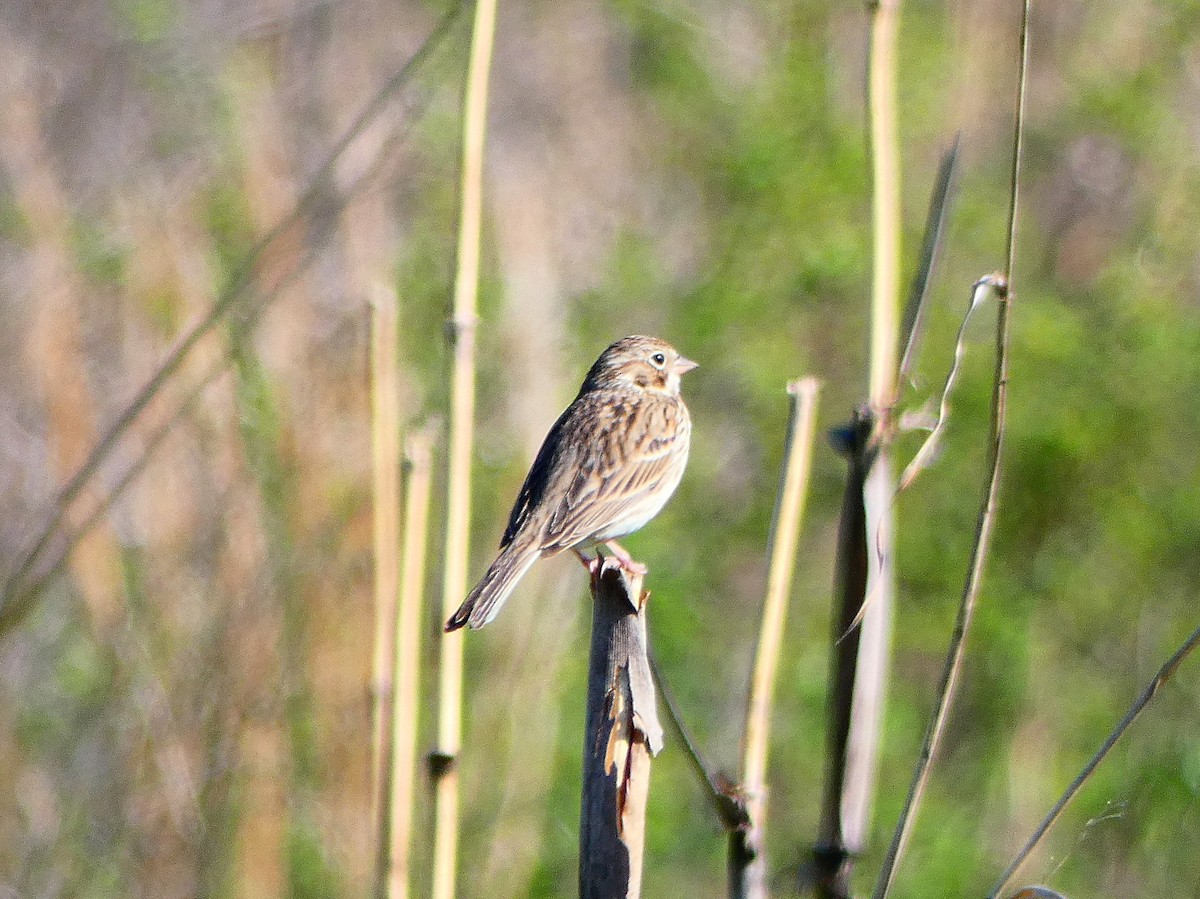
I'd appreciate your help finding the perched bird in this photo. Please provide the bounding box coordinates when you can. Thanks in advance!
[446,335,698,631]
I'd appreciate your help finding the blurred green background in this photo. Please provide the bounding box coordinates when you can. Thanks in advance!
[2,0,1200,896]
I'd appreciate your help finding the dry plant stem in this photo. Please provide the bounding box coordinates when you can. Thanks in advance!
[874,0,1028,893]
[825,0,903,888]
[898,136,960,384]
[868,0,901,403]
[0,3,463,617]
[1003,0,1032,288]
[387,433,435,899]
[987,630,1200,894]
[369,285,402,891]
[814,412,875,899]
[872,276,1009,899]
[431,0,498,896]
[897,280,991,493]
[732,378,821,899]
[579,563,663,899]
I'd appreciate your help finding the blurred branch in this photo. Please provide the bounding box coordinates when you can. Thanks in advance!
[431,0,498,895]
[873,4,1029,895]
[988,622,1200,897]
[733,378,821,899]
[386,429,435,899]
[1,355,230,634]
[0,1,464,624]
[579,563,662,899]
[369,283,402,891]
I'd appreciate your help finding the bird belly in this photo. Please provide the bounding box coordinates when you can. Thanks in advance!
[583,447,688,544]
[587,503,662,543]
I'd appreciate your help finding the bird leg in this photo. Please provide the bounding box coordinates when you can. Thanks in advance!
[604,540,648,576]
[573,547,602,574]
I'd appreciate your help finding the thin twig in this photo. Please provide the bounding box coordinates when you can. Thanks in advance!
[988,622,1200,897]
[873,270,1009,899]
[733,378,821,898]
[873,4,1029,895]
[649,649,748,832]
[431,0,498,896]
[0,1,464,615]
[1003,0,1031,288]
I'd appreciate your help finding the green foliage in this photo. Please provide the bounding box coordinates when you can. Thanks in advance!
[285,818,344,899]
[7,0,1200,896]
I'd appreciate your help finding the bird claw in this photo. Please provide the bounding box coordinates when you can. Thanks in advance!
[573,548,602,575]
[575,544,648,581]
[604,541,648,577]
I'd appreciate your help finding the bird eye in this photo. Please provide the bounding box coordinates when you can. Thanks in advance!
[650,352,666,367]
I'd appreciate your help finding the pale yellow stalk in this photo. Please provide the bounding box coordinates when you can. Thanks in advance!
[431,0,499,896]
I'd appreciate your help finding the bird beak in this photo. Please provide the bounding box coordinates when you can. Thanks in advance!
[675,356,699,374]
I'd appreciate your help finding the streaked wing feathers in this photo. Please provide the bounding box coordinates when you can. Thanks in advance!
[500,406,574,548]
[501,387,688,554]
[541,392,687,551]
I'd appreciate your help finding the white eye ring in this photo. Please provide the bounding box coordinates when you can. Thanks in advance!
[650,352,666,368]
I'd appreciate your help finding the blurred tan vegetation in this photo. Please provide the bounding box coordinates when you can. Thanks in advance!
[3,0,1200,897]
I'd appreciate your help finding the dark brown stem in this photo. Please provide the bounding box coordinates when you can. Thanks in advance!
[579,562,663,899]
[814,410,875,899]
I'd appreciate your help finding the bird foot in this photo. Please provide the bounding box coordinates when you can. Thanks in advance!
[573,548,602,575]
[604,541,648,577]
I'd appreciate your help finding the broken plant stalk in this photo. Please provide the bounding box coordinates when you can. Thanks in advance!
[579,562,663,899]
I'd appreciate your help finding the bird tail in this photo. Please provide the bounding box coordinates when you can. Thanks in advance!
[445,545,541,631]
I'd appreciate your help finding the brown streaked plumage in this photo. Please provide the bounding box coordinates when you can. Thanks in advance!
[446,335,697,631]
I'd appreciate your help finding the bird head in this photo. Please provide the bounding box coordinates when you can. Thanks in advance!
[582,335,698,397]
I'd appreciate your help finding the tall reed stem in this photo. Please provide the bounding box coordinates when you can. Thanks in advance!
[431,0,498,896]
[732,379,821,898]
[829,0,902,877]
[387,432,434,899]
[868,0,902,406]
[369,284,402,884]
[873,4,1029,895]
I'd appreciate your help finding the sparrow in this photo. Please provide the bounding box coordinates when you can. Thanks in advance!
[446,335,697,630]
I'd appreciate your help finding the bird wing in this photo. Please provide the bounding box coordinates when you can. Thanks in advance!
[539,395,687,552]
[500,404,575,548]
[501,390,687,554]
